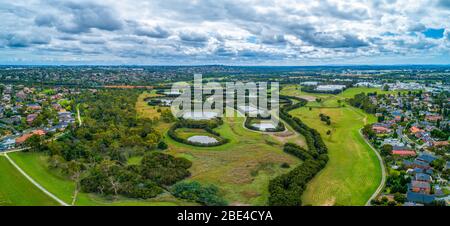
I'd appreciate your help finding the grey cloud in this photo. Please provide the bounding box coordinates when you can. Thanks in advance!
[394,39,437,50]
[285,22,368,48]
[3,33,51,48]
[315,0,370,20]
[34,14,57,27]
[408,23,426,32]
[64,2,123,31]
[214,46,236,56]
[305,33,369,48]
[261,34,287,45]
[179,31,209,43]
[80,38,106,45]
[34,2,123,34]
[135,25,170,38]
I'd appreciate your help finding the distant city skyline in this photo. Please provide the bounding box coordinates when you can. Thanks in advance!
[1,0,450,65]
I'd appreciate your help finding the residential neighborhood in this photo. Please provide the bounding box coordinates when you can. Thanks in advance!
[359,84,450,206]
[0,84,77,151]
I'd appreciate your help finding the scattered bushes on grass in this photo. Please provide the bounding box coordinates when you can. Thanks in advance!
[319,113,331,125]
[80,152,192,199]
[140,152,192,186]
[80,159,163,199]
[171,181,228,206]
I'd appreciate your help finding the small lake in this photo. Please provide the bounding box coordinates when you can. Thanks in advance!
[187,135,219,144]
[183,111,218,120]
[252,122,276,131]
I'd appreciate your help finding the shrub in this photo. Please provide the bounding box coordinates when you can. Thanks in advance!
[171,181,228,206]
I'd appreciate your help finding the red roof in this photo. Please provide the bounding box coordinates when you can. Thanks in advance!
[15,130,46,144]
[392,150,416,156]
[433,141,449,147]
[373,126,390,133]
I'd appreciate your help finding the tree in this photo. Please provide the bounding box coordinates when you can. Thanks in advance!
[326,130,331,135]
[430,159,445,171]
[393,193,406,203]
[157,141,168,150]
[380,144,393,157]
[362,124,376,140]
[25,134,45,152]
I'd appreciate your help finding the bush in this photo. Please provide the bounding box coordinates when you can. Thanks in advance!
[171,181,228,206]
[140,152,192,186]
[157,141,168,150]
[281,162,290,168]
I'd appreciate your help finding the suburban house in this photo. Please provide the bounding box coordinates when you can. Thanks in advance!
[372,126,391,134]
[15,129,46,144]
[392,149,416,157]
[415,173,432,182]
[407,191,435,204]
[26,113,38,124]
[410,180,431,194]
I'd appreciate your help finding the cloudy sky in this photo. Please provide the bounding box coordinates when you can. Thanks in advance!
[1,0,450,65]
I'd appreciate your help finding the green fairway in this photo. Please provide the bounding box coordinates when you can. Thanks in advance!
[0,155,58,206]
[289,102,382,205]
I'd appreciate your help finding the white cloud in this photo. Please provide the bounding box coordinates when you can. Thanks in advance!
[0,0,449,64]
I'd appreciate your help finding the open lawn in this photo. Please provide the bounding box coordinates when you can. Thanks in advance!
[339,87,407,99]
[289,101,382,205]
[165,110,302,205]
[7,152,196,206]
[9,152,76,204]
[136,90,306,205]
[0,155,58,206]
[136,90,166,120]
[282,84,408,101]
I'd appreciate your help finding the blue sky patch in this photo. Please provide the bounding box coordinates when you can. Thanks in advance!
[246,36,258,44]
[422,28,445,39]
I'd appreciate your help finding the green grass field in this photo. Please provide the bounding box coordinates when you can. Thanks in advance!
[165,109,303,205]
[0,155,58,206]
[288,96,381,205]
[281,84,406,100]
[9,152,76,204]
[339,87,407,99]
[134,90,306,205]
[7,152,196,206]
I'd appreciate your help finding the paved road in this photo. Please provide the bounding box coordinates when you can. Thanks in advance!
[360,129,386,206]
[3,153,70,206]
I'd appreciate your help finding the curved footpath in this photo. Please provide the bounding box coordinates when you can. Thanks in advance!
[3,153,70,206]
[77,104,83,126]
[359,129,386,206]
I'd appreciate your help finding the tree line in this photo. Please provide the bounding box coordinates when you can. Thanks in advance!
[268,96,329,206]
[168,118,229,147]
